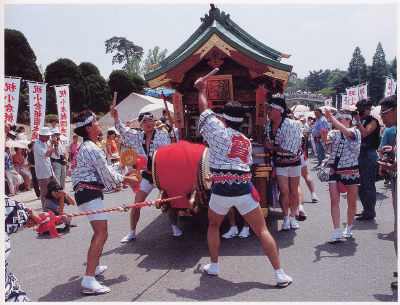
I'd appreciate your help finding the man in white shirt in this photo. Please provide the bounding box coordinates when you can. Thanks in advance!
[49,120,58,134]
[33,127,57,210]
[50,128,68,188]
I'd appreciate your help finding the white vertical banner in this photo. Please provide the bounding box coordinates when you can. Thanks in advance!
[341,94,348,109]
[358,84,368,100]
[4,77,21,125]
[28,82,47,140]
[384,77,392,97]
[391,78,397,95]
[54,85,71,144]
[324,98,332,107]
[346,87,359,106]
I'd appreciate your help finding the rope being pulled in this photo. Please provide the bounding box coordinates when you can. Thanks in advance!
[35,195,184,238]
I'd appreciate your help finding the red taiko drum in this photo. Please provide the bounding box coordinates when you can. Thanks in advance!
[152,141,211,209]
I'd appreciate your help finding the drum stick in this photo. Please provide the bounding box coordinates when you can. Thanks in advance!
[112,92,117,107]
[202,68,219,80]
[194,68,219,86]
[161,92,177,143]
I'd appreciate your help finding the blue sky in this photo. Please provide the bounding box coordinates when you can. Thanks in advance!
[4,2,397,80]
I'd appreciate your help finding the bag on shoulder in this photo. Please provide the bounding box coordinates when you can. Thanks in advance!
[317,163,330,182]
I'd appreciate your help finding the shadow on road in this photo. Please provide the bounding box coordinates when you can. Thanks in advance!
[38,274,128,301]
[373,288,398,302]
[377,231,395,242]
[166,264,277,301]
[313,238,358,262]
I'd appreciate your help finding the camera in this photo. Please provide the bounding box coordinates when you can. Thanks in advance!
[350,110,358,117]
[378,149,392,180]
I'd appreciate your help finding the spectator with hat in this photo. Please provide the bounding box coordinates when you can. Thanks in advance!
[34,127,58,211]
[44,181,77,229]
[50,128,68,189]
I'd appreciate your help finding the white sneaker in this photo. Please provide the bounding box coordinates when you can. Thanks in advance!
[95,265,107,277]
[328,229,343,243]
[289,217,299,229]
[203,263,219,276]
[238,226,250,238]
[120,231,136,244]
[311,193,319,202]
[282,220,291,231]
[275,270,293,287]
[172,225,182,237]
[222,226,238,239]
[81,276,110,295]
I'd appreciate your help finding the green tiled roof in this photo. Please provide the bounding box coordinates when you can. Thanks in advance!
[145,5,292,81]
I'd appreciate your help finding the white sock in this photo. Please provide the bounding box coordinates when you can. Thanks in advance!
[210,262,219,269]
[128,230,135,236]
[289,216,295,222]
[82,275,95,284]
[311,192,317,197]
[344,225,352,233]
[334,228,342,235]
[230,226,238,230]
[298,205,305,212]
[283,216,289,222]
[274,269,284,275]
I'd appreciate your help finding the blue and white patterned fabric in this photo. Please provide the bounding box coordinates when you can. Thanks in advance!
[5,196,30,302]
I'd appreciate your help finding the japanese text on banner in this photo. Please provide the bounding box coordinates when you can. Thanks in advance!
[346,87,359,106]
[54,85,71,144]
[28,83,47,140]
[4,77,21,125]
[358,84,368,100]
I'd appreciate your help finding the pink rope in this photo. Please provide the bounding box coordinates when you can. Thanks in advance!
[56,195,184,219]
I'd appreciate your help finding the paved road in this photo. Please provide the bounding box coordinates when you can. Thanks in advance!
[7,156,397,302]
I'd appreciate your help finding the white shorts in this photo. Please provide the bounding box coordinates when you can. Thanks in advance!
[276,165,301,178]
[139,178,155,194]
[209,193,259,216]
[300,155,307,168]
[78,197,107,221]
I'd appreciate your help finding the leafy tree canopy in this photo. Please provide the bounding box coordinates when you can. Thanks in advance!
[369,42,388,103]
[105,36,143,65]
[108,70,137,104]
[85,74,112,113]
[5,29,42,82]
[142,46,168,75]
[79,62,101,77]
[348,46,368,86]
[45,58,88,113]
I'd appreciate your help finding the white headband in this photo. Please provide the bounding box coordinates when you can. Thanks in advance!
[223,114,243,122]
[335,114,352,120]
[139,114,154,124]
[267,103,284,113]
[75,114,96,128]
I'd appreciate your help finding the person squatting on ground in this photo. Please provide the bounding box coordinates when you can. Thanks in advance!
[110,107,184,242]
[264,97,303,231]
[312,108,329,168]
[71,110,139,295]
[11,147,32,191]
[376,95,397,289]
[320,109,361,243]
[353,99,381,221]
[44,181,77,229]
[194,77,292,287]
[5,196,42,301]
[33,127,58,211]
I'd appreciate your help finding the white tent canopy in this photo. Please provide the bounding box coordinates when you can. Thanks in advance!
[99,92,174,125]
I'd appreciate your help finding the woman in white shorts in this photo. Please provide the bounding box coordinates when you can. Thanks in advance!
[264,97,303,231]
[320,109,361,243]
[71,111,139,295]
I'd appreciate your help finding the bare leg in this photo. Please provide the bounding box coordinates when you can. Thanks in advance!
[301,165,315,194]
[288,176,300,217]
[226,208,236,227]
[329,183,341,228]
[346,185,358,226]
[129,190,148,230]
[168,208,178,225]
[207,208,226,263]
[243,206,281,270]
[276,175,289,216]
[86,220,108,276]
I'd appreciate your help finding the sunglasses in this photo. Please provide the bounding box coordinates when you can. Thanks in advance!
[380,108,393,115]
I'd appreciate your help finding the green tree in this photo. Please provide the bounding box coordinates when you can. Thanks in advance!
[285,72,306,93]
[389,57,397,80]
[123,57,143,76]
[305,69,331,92]
[369,42,388,103]
[79,62,101,77]
[327,70,351,96]
[107,70,137,104]
[45,58,88,113]
[348,46,368,85]
[78,62,111,112]
[4,29,42,82]
[142,46,168,75]
[105,37,143,65]
[5,29,43,121]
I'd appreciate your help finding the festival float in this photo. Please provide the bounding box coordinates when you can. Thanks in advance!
[144,4,293,217]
